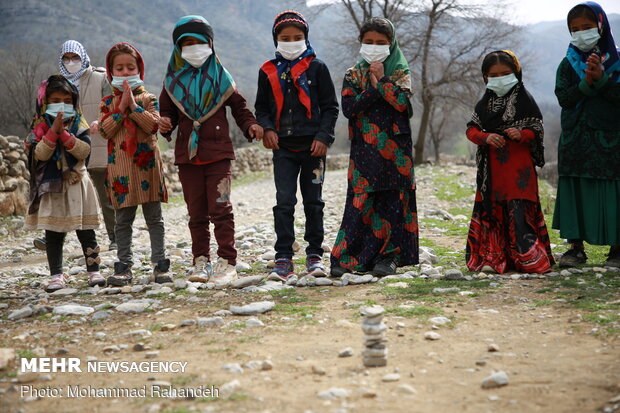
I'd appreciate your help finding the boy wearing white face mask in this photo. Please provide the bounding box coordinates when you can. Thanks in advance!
[255,11,339,280]
[99,42,170,286]
[159,16,263,286]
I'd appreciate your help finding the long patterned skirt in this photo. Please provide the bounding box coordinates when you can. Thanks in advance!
[330,189,419,272]
[466,199,554,274]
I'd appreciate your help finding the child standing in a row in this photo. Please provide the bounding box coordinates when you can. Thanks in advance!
[24,75,103,291]
[99,43,170,286]
[159,16,263,286]
[255,11,339,280]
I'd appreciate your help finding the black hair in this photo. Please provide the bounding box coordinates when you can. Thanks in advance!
[46,75,77,105]
[358,17,393,43]
[273,12,308,37]
[481,51,519,79]
[567,5,597,27]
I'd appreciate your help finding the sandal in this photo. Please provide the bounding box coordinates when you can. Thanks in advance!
[88,271,106,287]
[45,273,67,292]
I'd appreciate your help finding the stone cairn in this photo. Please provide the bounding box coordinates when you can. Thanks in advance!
[0,135,29,216]
[361,305,388,367]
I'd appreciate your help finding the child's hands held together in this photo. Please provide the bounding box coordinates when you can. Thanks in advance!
[311,140,327,157]
[369,62,385,89]
[118,80,136,112]
[263,130,279,150]
[248,124,264,141]
[89,121,99,133]
[51,112,64,134]
[585,53,604,85]
[504,128,521,142]
[486,133,506,148]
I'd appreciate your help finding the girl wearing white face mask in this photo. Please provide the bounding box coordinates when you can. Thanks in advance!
[465,50,553,274]
[159,15,263,286]
[51,40,116,254]
[553,2,620,268]
[330,18,418,278]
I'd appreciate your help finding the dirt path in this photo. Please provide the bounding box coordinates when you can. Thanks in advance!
[1,165,619,413]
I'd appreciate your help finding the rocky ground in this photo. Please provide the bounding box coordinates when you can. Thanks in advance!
[0,164,619,413]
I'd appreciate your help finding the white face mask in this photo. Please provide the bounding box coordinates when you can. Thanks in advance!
[486,73,518,97]
[570,27,601,52]
[65,60,82,74]
[360,44,390,63]
[276,40,307,61]
[181,44,213,68]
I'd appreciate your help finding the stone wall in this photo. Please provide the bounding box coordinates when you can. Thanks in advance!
[0,138,351,216]
[0,135,29,216]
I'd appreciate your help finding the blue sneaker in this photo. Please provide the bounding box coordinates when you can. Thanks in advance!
[268,258,294,281]
[306,254,327,277]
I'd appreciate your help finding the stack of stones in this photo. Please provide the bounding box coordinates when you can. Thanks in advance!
[361,305,388,367]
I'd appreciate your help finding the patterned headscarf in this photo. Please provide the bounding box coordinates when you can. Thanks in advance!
[164,15,235,160]
[25,75,90,214]
[345,18,412,115]
[566,2,620,82]
[260,10,316,129]
[468,50,544,217]
[58,40,91,85]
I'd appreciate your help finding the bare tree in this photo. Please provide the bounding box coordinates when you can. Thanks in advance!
[338,0,520,164]
[0,44,55,137]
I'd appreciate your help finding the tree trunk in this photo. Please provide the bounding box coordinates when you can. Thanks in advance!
[413,95,431,165]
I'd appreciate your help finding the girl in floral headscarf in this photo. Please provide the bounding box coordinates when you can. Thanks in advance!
[24,75,102,291]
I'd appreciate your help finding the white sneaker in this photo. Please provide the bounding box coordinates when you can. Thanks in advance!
[188,256,212,283]
[212,257,237,288]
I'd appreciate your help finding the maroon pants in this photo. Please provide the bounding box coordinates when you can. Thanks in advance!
[178,160,236,265]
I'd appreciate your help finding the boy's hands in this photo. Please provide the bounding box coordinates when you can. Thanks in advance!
[311,140,327,157]
[89,120,99,133]
[248,124,264,141]
[263,130,279,150]
[159,116,173,134]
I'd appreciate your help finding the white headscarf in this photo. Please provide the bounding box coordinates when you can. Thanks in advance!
[58,40,91,86]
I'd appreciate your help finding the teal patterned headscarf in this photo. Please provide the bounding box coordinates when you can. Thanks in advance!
[164,15,235,159]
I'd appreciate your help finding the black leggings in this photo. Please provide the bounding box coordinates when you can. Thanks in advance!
[45,230,99,276]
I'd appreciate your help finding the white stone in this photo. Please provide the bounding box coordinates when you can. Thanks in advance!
[481,371,509,389]
[53,305,94,316]
[317,387,350,399]
[429,316,451,325]
[382,373,401,382]
[424,332,441,341]
[229,301,275,315]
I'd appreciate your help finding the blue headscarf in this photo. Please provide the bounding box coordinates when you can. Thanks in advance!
[566,2,620,82]
[164,15,235,159]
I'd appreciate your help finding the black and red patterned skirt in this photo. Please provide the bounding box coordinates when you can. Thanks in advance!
[466,199,554,274]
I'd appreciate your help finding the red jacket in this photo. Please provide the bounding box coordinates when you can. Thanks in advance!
[159,88,258,165]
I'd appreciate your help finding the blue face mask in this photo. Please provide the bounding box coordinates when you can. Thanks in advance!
[45,103,76,119]
[486,74,518,97]
[570,27,601,52]
[111,75,144,90]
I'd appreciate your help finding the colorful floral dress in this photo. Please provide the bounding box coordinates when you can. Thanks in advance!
[99,89,168,209]
[330,69,419,272]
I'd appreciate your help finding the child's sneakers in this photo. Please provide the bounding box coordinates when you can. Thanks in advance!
[188,256,212,283]
[211,257,237,288]
[268,258,294,281]
[372,256,397,277]
[45,273,68,292]
[152,258,172,284]
[87,271,106,287]
[107,262,133,286]
[306,254,327,277]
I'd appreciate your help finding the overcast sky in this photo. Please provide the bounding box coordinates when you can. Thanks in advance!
[308,0,620,25]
